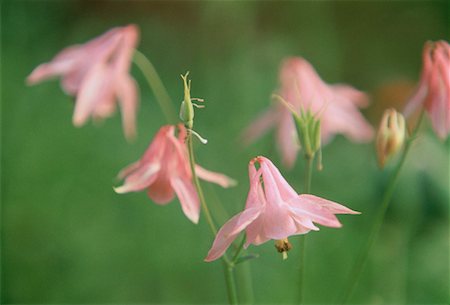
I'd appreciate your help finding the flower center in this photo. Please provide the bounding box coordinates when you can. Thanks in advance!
[274,238,292,260]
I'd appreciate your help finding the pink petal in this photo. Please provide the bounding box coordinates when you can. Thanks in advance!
[293,217,320,232]
[204,207,261,262]
[332,85,370,107]
[113,24,139,73]
[141,126,173,163]
[276,112,298,168]
[147,175,175,205]
[241,109,280,145]
[289,197,343,228]
[114,163,160,193]
[261,201,298,239]
[72,62,114,127]
[244,216,270,247]
[116,74,139,140]
[299,194,360,215]
[244,166,264,209]
[170,177,200,224]
[263,157,298,201]
[26,46,81,86]
[195,165,236,188]
[117,161,141,180]
[259,160,284,205]
[322,104,374,142]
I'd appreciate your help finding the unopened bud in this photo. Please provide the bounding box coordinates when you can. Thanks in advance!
[180,72,194,129]
[274,238,292,260]
[376,108,406,168]
[273,95,322,160]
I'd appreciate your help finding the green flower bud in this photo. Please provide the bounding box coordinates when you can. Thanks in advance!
[180,72,194,129]
[376,108,406,168]
[273,94,322,161]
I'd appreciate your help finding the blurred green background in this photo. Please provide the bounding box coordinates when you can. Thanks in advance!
[2,1,449,304]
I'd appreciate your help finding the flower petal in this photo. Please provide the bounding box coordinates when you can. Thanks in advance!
[117,161,141,180]
[147,176,175,205]
[116,74,139,140]
[195,165,237,188]
[276,112,299,168]
[170,177,200,224]
[72,62,114,127]
[289,196,343,228]
[204,207,261,262]
[26,46,81,86]
[263,157,298,201]
[245,216,270,247]
[241,109,280,145]
[114,163,160,193]
[299,194,360,215]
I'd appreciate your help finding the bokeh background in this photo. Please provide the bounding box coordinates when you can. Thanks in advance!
[2,1,449,304]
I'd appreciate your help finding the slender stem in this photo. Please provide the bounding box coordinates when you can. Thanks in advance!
[223,261,239,305]
[339,111,425,304]
[298,155,313,305]
[232,235,246,263]
[132,49,178,124]
[186,130,238,304]
[236,262,254,305]
[304,155,313,194]
[187,132,218,236]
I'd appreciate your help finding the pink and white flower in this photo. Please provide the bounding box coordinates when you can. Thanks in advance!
[404,40,450,139]
[114,124,235,224]
[243,57,374,167]
[205,156,359,262]
[27,25,140,139]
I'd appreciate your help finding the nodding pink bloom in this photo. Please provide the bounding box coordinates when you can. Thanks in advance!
[114,124,236,224]
[404,40,450,139]
[243,57,374,168]
[205,156,359,262]
[27,25,139,140]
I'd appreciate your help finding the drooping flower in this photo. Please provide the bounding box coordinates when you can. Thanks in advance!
[114,124,235,224]
[27,25,140,140]
[404,40,450,139]
[242,57,374,167]
[205,156,359,262]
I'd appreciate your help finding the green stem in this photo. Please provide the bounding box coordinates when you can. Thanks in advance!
[187,131,218,236]
[339,111,425,304]
[235,262,254,305]
[132,49,178,124]
[232,235,246,263]
[223,261,239,305]
[304,155,313,194]
[298,155,313,305]
[186,130,238,305]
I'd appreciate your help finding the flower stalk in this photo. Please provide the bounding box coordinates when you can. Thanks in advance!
[339,110,425,304]
[181,72,239,304]
[186,130,239,305]
[132,49,178,124]
[297,154,313,305]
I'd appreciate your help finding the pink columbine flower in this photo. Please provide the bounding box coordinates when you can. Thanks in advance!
[243,57,374,167]
[205,156,359,262]
[114,124,236,224]
[27,25,139,140]
[404,40,450,139]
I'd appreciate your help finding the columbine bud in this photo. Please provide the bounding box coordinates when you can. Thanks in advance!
[273,95,322,161]
[180,72,194,129]
[274,238,292,260]
[376,108,406,168]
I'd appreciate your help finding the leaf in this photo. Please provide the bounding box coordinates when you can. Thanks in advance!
[235,254,260,265]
